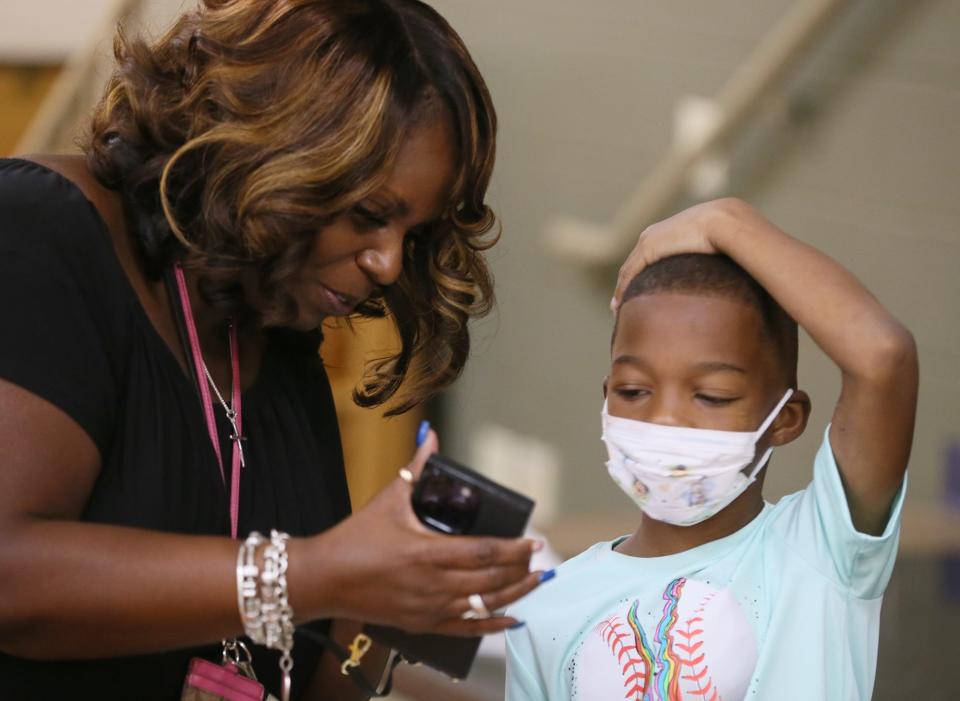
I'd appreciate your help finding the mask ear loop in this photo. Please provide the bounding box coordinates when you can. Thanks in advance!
[746,389,795,481]
[747,447,774,481]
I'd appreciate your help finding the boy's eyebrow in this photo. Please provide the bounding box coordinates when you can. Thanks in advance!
[611,356,747,374]
[693,361,747,374]
[612,354,648,368]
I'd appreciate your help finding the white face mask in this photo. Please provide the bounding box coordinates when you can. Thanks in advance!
[601,390,793,526]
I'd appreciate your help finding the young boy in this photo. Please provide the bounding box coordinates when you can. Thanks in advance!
[505,199,917,700]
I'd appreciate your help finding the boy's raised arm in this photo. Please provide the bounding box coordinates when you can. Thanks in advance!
[613,198,918,535]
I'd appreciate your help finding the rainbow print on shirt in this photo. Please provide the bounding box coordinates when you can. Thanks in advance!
[589,576,750,701]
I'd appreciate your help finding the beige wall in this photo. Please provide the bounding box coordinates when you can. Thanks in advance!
[427,0,960,547]
[0,66,59,155]
[0,0,119,62]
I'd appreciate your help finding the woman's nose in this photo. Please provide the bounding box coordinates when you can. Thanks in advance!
[357,231,404,286]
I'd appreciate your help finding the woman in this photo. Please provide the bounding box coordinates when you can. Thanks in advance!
[0,1,545,698]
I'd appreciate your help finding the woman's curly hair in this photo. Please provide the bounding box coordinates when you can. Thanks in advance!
[85,0,498,415]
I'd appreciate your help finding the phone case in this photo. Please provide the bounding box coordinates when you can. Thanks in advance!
[364,454,535,679]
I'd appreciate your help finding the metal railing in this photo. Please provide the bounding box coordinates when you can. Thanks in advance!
[543,0,855,267]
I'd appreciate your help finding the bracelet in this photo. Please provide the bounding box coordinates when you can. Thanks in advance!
[237,531,265,642]
[235,529,295,701]
[261,530,293,648]
[262,530,295,701]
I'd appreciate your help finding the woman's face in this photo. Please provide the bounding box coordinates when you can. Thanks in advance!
[266,116,458,331]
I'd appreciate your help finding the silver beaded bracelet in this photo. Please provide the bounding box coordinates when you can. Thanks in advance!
[236,529,295,701]
[262,530,295,700]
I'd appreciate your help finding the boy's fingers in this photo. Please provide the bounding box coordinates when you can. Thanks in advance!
[613,253,643,310]
[613,230,655,311]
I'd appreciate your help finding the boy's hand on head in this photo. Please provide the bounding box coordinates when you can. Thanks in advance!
[612,199,756,312]
[612,197,917,535]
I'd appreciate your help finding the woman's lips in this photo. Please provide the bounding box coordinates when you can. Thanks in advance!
[317,284,359,315]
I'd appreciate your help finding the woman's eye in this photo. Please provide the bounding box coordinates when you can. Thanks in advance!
[696,394,737,406]
[353,205,388,229]
[407,223,429,240]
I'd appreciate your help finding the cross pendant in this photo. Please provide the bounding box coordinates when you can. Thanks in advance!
[229,427,248,467]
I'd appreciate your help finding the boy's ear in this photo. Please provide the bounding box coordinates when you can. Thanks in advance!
[602,377,609,399]
[770,389,811,447]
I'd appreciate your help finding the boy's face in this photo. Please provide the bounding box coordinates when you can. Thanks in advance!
[607,292,786,434]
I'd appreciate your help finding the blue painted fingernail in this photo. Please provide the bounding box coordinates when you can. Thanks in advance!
[509,621,526,630]
[416,420,430,447]
[539,569,556,584]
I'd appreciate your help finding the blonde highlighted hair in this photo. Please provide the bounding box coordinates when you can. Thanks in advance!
[86,0,498,414]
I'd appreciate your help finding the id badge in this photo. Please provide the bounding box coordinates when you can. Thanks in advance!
[181,657,264,701]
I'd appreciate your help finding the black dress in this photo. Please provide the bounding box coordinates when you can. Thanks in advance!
[0,158,352,699]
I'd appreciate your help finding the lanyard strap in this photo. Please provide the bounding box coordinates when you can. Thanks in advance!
[174,264,243,539]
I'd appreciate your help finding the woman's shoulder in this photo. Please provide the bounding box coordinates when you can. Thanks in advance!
[0,155,121,249]
[0,156,136,318]
[0,156,139,285]
[3,155,102,203]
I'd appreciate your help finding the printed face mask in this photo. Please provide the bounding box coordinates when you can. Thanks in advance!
[601,390,793,526]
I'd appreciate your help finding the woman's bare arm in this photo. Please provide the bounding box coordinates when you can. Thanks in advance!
[0,379,541,658]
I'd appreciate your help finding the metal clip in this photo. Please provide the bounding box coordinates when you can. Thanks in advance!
[222,639,258,681]
[340,633,373,676]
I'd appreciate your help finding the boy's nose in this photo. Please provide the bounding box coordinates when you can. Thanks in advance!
[645,400,686,428]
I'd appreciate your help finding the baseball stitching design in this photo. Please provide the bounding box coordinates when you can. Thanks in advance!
[596,612,649,700]
[675,592,722,701]
[595,578,728,701]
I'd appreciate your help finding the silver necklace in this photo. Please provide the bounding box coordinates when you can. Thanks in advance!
[202,333,247,467]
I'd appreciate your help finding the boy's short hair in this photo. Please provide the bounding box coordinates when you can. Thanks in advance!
[616,254,799,386]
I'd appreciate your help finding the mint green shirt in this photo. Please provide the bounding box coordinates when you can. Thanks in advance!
[506,427,905,701]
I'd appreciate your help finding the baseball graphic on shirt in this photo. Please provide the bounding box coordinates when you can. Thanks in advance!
[571,577,757,701]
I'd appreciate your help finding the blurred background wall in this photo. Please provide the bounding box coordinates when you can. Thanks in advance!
[433,0,959,527]
[2,0,957,698]
[434,2,960,698]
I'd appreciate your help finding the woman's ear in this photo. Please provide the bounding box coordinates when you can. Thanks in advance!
[770,389,811,447]
[602,377,609,399]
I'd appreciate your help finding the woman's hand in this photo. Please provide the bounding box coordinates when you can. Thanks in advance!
[300,428,544,636]
[611,198,764,311]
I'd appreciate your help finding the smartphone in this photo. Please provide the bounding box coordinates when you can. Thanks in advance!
[411,454,534,537]
[364,453,536,680]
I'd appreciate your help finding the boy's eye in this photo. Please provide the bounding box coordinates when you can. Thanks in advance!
[696,394,738,406]
[615,388,649,400]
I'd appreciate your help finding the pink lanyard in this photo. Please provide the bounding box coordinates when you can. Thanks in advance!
[174,264,243,539]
